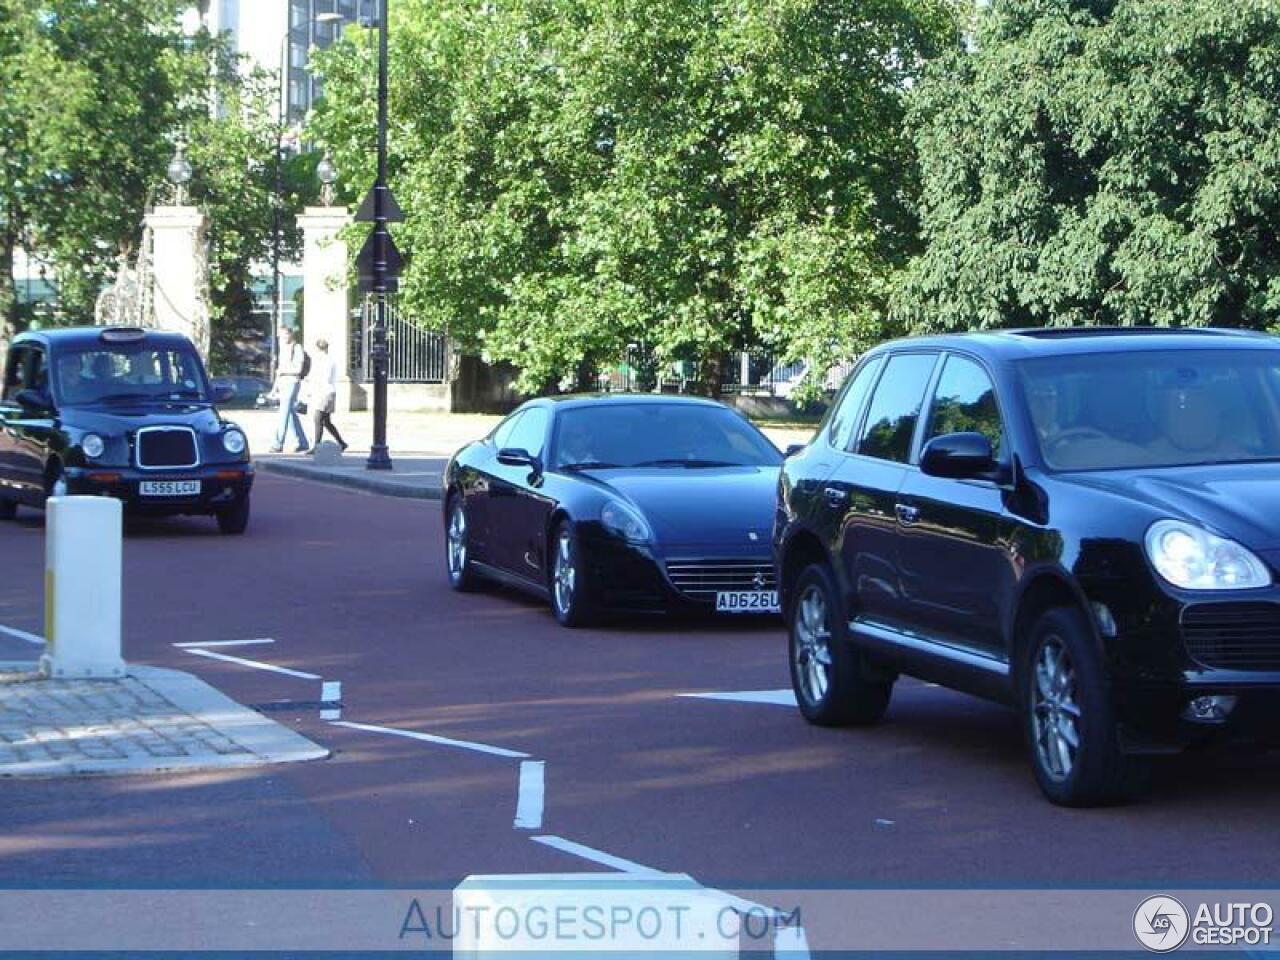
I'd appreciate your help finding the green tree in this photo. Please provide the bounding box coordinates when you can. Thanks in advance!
[312,0,961,394]
[896,0,1280,332]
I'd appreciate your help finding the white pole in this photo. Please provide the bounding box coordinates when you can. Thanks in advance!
[39,497,125,679]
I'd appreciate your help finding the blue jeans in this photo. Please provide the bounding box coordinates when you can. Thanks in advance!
[274,377,309,451]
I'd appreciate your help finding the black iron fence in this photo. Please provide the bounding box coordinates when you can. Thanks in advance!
[350,299,450,384]
[595,348,854,398]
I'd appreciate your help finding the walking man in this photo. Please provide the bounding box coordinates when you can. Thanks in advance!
[270,326,309,453]
[307,338,347,453]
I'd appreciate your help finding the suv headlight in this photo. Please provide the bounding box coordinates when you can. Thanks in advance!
[222,429,247,456]
[1145,519,1270,591]
[600,501,651,543]
[81,433,105,459]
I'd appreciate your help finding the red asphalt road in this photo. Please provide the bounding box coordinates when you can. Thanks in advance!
[0,472,1278,891]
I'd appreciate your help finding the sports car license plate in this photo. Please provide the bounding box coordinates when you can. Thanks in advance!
[715,590,780,613]
[139,480,201,497]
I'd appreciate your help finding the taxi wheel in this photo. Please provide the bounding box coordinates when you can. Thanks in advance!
[0,498,16,521]
[216,494,251,535]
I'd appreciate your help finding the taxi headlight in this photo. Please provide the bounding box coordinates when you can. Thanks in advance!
[81,433,105,459]
[222,429,247,456]
[1144,519,1270,591]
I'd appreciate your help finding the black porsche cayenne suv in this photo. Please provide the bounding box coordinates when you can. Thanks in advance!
[774,327,1280,806]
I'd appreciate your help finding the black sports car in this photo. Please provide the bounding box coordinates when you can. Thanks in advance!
[442,394,785,625]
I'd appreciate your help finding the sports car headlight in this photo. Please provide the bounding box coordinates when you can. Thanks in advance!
[1144,519,1270,591]
[222,429,247,456]
[600,501,652,543]
[81,433,105,459]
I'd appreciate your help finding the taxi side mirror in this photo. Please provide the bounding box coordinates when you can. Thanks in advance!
[14,388,50,412]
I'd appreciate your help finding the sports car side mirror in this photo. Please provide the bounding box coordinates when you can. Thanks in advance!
[784,443,805,458]
[212,384,236,405]
[497,447,541,473]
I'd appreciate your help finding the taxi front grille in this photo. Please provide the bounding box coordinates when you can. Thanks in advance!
[1182,603,1280,671]
[666,559,775,602]
[136,427,199,470]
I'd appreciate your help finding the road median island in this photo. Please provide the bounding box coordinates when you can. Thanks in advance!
[257,453,446,500]
[0,662,328,778]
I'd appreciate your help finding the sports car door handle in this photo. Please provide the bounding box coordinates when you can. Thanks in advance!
[823,486,847,507]
[895,503,921,526]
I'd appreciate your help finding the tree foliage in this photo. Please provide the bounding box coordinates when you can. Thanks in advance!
[312,0,961,392]
[896,0,1280,332]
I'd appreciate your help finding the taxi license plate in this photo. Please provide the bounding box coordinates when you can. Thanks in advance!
[139,480,201,497]
[715,591,780,613]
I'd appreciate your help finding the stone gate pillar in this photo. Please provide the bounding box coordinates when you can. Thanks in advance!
[297,206,362,413]
[143,205,210,359]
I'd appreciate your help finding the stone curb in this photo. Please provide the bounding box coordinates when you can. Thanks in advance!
[0,664,329,779]
[257,457,443,500]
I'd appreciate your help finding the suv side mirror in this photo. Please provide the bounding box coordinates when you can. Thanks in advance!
[14,388,49,412]
[212,384,236,405]
[497,447,541,472]
[920,432,999,481]
[784,443,805,458]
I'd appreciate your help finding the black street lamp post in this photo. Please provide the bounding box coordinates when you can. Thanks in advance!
[366,0,394,471]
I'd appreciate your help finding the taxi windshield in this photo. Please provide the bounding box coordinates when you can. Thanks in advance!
[53,345,208,405]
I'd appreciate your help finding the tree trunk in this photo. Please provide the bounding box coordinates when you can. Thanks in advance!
[0,225,17,348]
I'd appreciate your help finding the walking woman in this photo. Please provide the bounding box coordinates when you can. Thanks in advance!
[308,338,347,452]
[270,326,309,453]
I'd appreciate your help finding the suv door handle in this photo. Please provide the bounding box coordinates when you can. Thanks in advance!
[895,503,920,526]
[823,486,847,507]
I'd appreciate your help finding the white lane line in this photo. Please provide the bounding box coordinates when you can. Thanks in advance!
[0,624,44,646]
[679,689,796,707]
[321,680,342,703]
[172,638,275,648]
[530,835,666,876]
[330,720,530,759]
[184,648,321,680]
[514,760,546,830]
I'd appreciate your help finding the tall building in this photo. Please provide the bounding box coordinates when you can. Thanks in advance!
[193,0,364,124]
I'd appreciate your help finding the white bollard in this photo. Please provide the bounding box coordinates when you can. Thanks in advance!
[39,496,125,679]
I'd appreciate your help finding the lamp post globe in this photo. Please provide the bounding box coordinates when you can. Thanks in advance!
[317,152,338,206]
[166,146,192,205]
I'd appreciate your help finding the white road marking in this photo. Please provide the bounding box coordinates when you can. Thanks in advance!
[321,680,342,703]
[679,689,797,707]
[319,708,342,721]
[329,720,530,759]
[172,638,275,648]
[530,835,665,876]
[184,648,321,680]
[530,835,808,956]
[0,624,43,646]
[514,760,546,830]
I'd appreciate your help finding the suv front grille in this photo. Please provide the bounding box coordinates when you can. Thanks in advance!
[136,427,199,470]
[666,559,775,602]
[1181,603,1280,671]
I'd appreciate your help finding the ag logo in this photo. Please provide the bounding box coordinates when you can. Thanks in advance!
[1134,896,1190,952]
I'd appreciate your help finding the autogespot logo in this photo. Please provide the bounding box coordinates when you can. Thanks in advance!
[1134,896,1191,953]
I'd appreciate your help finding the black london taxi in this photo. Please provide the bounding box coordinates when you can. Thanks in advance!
[0,326,253,533]
[775,327,1280,806]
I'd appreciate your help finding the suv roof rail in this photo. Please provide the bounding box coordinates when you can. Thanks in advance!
[1005,326,1253,340]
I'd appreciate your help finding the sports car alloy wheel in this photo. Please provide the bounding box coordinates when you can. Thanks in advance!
[1030,634,1081,782]
[794,583,833,705]
[553,530,576,615]
[445,497,476,591]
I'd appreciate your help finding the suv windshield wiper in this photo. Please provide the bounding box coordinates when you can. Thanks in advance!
[559,460,623,471]
[97,392,156,404]
[633,458,746,468]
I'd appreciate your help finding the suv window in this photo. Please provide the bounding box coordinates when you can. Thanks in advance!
[925,355,1004,456]
[856,353,938,463]
[506,406,549,457]
[828,355,883,451]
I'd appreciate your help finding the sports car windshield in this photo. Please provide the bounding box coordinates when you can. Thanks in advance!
[1019,348,1280,471]
[54,346,208,404]
[553,403,782,470]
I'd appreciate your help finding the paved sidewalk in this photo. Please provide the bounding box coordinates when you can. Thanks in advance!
[0,663,328,779]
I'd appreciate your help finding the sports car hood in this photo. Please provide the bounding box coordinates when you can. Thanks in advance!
[589,466,779,548]
[1063,462,1280,550]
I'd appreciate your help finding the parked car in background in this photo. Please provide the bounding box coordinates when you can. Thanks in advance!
[775,327,1280,806]
[443,394,784,625]
[0,327,254,534]
[210,375,270,409]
